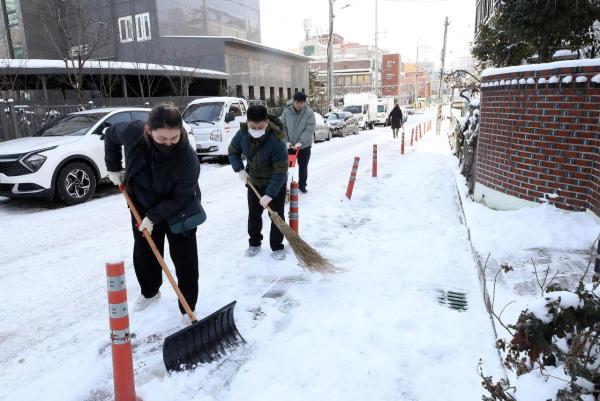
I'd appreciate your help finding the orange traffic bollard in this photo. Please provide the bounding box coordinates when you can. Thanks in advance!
[106,261,140,401]
[346,156,360,199]
[372,144,377,178]
[401,131,405,155]
[410,129,414,146]
[289,181,299,233]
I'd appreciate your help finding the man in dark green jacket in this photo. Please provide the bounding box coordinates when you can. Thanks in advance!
[228,105,289,260]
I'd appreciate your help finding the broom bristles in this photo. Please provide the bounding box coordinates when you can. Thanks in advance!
[268,209,340,274]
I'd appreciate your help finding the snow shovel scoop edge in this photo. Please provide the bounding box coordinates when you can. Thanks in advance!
[118,185,245,372]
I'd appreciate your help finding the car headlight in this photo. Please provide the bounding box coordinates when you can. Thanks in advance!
[210,129,222,142]
[20,147,56,173]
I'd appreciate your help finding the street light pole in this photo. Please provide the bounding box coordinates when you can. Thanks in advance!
[436,16,449,136]
[374,0,378,95]
[327,0,334,110]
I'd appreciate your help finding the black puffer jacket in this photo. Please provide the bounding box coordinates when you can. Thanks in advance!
[104,120,200,224]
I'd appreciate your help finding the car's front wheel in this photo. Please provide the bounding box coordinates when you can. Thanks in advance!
[57,162,96,205]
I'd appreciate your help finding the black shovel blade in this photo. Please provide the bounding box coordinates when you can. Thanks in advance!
[163,301,245,372]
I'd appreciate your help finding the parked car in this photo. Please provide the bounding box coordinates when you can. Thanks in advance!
[313,113,332,142]
[182,97,248,159]
[0,108,195,204]
[326,111,359,137]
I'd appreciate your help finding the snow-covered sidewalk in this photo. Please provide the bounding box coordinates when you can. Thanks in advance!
[0,111,502,401]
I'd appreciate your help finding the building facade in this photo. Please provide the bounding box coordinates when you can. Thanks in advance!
[0,0,309,101]
[300,34,383,101]
[381,53,404,99]
[474,0,498,35]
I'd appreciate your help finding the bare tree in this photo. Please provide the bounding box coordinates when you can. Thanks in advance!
[40,0,109,105]
[0,59,26,100]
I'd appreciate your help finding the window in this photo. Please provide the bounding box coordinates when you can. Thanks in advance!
[287,88,292,99]
[279,87,284,100]
[387,61,393,67]
[303,45,315,56]
[352,75,358,86]
[269,87,275,100]
[386,74,393,80]
[301,88,305,93]
[105,112,132,125]
[229,103,242,117]
[236,85,243,97]
[345,76,351,86]
[294,88,298,94]
[131,111,149,121]
[249,86,255,99]
[260,86,265,100]
[118,16,133,42]
[135,12,151,41]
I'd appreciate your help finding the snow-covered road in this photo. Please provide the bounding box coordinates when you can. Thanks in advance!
[0,110,502,401]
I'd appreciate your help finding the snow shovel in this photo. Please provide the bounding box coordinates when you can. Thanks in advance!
[119,186,245,371]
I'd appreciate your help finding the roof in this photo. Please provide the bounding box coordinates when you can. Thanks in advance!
[187,96,245,105]
[74,107,150,115]
[161,36,311,61]
[0,59,229,79]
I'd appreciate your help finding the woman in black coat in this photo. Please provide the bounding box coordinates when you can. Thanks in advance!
[386,104,404,139]
[104,104,200,323]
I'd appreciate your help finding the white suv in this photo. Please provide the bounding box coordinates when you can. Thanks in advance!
[182,97,248,158]
[0,107,195,205]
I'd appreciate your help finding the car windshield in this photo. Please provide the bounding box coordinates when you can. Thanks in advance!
[377,105,385,112]
[327,113,341,121]
[182,102,224,123]
[37,113,107,137]
[343,105,362,114]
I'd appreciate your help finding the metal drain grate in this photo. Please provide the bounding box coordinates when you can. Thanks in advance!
[437,289,468,311]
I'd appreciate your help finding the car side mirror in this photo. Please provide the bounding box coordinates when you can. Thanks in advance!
[225,111,235,123]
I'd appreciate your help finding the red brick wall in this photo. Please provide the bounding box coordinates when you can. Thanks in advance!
[477,63,600,215]
[382,54,401,97]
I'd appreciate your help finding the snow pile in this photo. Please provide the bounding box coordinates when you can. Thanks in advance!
[561,75,573,84]
[592,74,600,84]
[576,76,588,83]
[526,78,535,85]
[548,76,560,84]
[462,202,599,261]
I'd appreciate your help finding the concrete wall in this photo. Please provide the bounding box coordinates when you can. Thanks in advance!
[476,60,600,217]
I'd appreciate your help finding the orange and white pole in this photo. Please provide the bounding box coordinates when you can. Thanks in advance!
[289,181,299,233]
[401,131,405,155]
[372,144,377,178]
[106,261,139,401]
[346,156,360,199]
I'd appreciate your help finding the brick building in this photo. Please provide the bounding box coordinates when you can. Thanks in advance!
[475,59,600,219]
[382,53,404,98]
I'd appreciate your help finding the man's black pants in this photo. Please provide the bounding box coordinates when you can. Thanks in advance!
[296,146,311,191]
[247,184,286,251]
[131,215,198,314]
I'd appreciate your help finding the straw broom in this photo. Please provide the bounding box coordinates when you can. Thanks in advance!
[247,181,339,274]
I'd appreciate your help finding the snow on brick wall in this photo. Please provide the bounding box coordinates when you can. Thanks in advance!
[477,62,600,216]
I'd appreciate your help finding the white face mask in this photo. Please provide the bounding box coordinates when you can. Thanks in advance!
[248,128,266,138]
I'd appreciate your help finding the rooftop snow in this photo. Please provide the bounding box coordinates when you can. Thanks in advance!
[481,59,600,78]
[0,59,229,77]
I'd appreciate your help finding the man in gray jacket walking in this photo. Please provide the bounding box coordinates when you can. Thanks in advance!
[280,92,316,193]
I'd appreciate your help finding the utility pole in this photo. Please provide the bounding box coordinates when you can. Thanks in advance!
[327,0,334,110]
[436,16,449,135]
[374,0,378,96]
[414,43,419,109]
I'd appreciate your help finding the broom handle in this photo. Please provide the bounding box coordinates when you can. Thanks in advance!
[119,185,197,322]
[246,181,275,214]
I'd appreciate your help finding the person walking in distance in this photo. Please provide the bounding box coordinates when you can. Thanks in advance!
[104,104,201,324]
[228,105,289,260]
[387,103,404,139]
[280,92,315,193]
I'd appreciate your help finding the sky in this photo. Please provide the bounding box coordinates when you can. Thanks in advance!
[260,0,477,69]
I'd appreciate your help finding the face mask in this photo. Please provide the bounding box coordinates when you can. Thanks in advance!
[248,128,266,138]
[152,138,176,154]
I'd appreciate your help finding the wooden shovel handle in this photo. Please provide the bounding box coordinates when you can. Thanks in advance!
[119,185,197,322]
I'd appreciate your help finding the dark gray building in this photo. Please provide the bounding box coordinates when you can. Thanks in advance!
[474,0,498,35]
[0,0,309,100]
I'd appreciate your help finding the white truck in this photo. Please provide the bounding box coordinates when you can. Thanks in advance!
[182,97,248,158]
[376,97,396,126]
[343,93,378,130]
